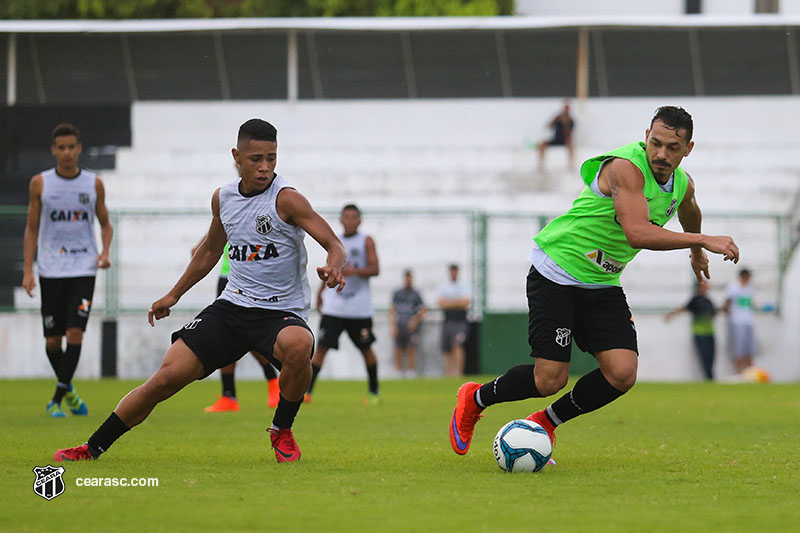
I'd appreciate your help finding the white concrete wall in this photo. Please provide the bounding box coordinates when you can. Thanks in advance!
[2,307,793,382]
[515,0,684,17]
[4,96,799,382]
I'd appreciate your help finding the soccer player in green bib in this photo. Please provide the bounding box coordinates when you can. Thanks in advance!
[450,106,740,458]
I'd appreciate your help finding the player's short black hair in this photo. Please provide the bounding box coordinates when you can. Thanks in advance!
[52,123,80,143]
[739,268,752,277]
[237,119,277,144]
[403,269,413,276]
[651,106,693,142]
[449,263,459,270]
[341,204,360,215]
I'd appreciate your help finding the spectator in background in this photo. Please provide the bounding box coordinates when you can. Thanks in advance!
[438,264,471,376]
[665,282,717,380]
[538,101,575,172]
[723,268,756,374]
[390,270,426,378]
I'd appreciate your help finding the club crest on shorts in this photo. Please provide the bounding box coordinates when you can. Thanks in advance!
[555,328,571,348]
[255,215,273,235]
[33,465,66,500]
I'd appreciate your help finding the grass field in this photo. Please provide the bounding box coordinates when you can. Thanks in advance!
[2,377,799,532]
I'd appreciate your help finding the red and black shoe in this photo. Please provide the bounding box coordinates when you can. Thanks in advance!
[54,444,94,462]
[268,428,301,463]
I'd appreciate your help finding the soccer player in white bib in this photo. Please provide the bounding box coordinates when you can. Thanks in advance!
[54,119,346,463]
[305,204,381,404]
[22,123,113,419]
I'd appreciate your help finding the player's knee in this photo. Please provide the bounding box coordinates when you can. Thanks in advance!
[278,329,314,368]
[536,373,568,396]
[147,367,183,397]
[65,328,83,344]
[604,364,638,392]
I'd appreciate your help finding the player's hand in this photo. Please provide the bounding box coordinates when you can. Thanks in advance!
[690,249,711,284]
[148,294,178,326]
[317,265,346,293]
[701,235,739,263]
[96,253,111,269]
[22,272,36,297]
[341,264,355,277]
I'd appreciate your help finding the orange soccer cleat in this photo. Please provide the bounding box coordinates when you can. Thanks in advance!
[267,378,280,409]
[268,427,301,463]
[449,382,484,456]
[204,395,240,413]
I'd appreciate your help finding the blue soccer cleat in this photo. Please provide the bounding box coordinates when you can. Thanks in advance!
[64,388,88,416]
[47,401,67,418]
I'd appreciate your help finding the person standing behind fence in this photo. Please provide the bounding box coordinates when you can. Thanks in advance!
[723,268,756,374]
[306,204,381,404]
[538,101,575,172]
[22,123,114,418]
[665,282,717,380]
[438,264,471,376]
[390,270,426,378]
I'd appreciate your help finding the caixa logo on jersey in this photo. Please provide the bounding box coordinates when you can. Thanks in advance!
[33,465,66,500]
[255,215,273,235]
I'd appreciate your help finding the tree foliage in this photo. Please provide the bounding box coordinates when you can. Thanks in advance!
[0,0,514,19]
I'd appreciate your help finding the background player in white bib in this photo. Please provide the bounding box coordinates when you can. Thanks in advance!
[53,119,345,463]
[305,204,381,404]
[22,123,113,419]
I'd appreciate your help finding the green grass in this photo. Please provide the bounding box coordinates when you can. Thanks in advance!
[2,377,799,532]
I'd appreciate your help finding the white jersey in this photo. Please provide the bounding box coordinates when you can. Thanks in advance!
[217,175,311,320]
[321,232,372,319]
[37,168,99,278]
[726,279,754,326]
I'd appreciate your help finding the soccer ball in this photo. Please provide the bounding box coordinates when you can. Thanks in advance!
[493,419,552,473]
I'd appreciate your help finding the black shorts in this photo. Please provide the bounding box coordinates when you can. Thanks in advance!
[39,276,96,337]
[441,320,469,352]
[216,277,227,298]
[394,321,421,349]
[171,299,313,378]
[318,315,376,351]
[527,266,638,362]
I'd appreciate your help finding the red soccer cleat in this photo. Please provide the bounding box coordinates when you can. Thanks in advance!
[268,427,302,463]
[204,395,239,413]
[267,378,280,409]
[449,382,484,456]
[54,444,94,462]
[525,409,557,448]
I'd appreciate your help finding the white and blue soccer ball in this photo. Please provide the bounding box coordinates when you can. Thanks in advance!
[493,419,552,473]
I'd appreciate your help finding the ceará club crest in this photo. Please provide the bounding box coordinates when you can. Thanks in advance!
[255,215,273,235]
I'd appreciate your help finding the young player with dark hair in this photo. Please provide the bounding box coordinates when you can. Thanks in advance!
[54,118,345,463]
[305,204,381,404]
[23,122,113,418]
[450,106,740,458]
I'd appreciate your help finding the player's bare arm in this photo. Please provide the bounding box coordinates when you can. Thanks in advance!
[276,187,346,292]
[677,175,710,282]
[602,158,739,263]
[345,235,379,278]
[148,188,227,325]
[438,296,471,310]
[22,174,44,297]
[94,177,113,269]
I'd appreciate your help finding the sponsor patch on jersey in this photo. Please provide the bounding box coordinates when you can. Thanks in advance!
[584,249,625,274]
